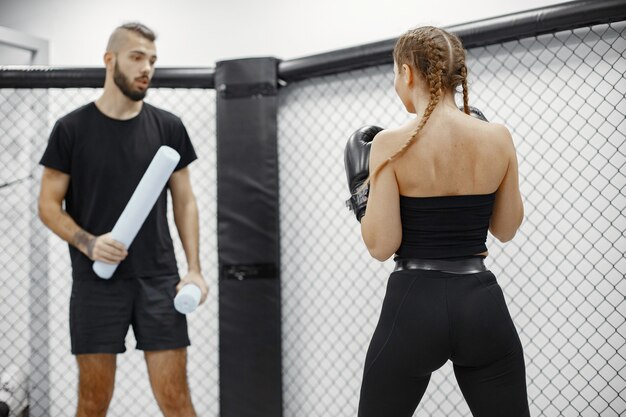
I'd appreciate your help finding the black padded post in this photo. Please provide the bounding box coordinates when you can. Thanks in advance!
[215,57,282,417]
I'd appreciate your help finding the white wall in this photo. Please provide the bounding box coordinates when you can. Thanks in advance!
[0,0,569,66]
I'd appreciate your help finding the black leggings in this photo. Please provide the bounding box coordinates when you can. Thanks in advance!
[358,269,530,417]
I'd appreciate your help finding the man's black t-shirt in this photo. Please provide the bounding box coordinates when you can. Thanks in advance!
[40,102,197,279]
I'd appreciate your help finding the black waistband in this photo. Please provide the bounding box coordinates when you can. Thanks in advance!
[394,257,487,274]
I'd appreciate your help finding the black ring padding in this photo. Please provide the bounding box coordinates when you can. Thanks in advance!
[221,263,278,280]
[449,0,626,49]
[217,81,277,99]
[0,402,9,417]
[278,39,396,83]
[151,67,215,88]
[0,67,215,89]
[278,0,626,82]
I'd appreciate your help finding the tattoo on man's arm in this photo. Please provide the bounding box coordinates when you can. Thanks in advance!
[73,230,95,258]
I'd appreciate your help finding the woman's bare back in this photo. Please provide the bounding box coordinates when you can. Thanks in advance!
[389,107,511,198]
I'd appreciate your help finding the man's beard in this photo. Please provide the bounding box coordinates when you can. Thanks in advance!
[113,61,148,101]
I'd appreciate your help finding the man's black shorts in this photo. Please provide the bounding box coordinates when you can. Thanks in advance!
[69,273,190,354]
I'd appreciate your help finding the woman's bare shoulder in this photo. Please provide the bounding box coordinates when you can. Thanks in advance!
[459,114,514,147]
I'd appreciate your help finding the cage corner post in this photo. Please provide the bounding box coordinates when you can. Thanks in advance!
[215,57,283,417]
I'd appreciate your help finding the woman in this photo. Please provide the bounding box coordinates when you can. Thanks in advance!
[354,26,529,417]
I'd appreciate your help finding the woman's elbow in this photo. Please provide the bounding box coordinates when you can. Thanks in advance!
[367,247,394,262]
[491,216,523,243]
[361,221,401,261]
[491,229,517,243]
[363,238,399,261]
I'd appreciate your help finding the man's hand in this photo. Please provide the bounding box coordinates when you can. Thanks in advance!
[74,231,127,264]
[177,270,209,305]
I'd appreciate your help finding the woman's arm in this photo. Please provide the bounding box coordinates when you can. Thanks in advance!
[489,125,524,242]
[360,131,402,261]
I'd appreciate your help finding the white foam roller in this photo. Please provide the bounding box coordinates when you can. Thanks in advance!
[174,284,201,314]
[93,146,181,279]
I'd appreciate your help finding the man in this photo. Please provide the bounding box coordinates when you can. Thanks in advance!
[38,22,208,417]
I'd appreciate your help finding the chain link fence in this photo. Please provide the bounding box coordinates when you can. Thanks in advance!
[278,21,625,417]
[0,87,219,416]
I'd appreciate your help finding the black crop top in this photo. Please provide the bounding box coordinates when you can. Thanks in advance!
[396,193,496,259]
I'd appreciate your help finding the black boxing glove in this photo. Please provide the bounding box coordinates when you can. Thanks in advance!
[344,125,384,222]
[460,105,489,122]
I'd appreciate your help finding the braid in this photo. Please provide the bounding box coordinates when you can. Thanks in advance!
[460,64,469,114]
[369,34,444,181]
[448,33,470,114]
[358,26,468,191]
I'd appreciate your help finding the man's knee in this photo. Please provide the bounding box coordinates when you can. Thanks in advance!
[77,385,114,417]
[76,354,116,417]
[152,365,191,409]
[145,349,194,414]
[78,397,111,416]
[157,382,192,411]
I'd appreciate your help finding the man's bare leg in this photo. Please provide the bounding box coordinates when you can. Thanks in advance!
[145,348,195,417]
[75,354,116,417]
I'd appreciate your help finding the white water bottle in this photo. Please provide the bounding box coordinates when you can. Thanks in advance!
[174,284,201,314]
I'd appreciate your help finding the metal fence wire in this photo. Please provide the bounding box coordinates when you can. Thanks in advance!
[277,21,625,417]
[0,88,219,417]
[0,17,624,417]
